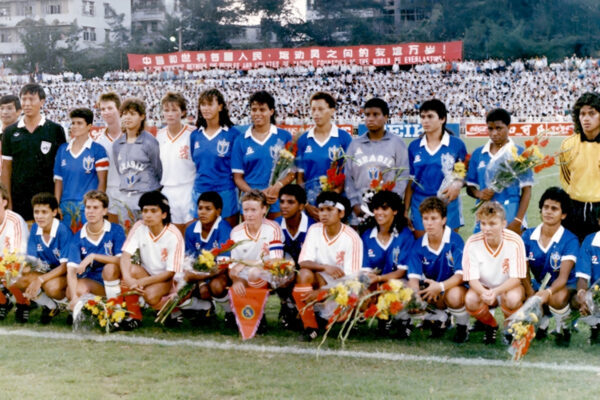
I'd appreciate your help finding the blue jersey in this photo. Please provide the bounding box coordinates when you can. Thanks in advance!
[407,226,464,282]
[296,126,352,204]
[53,138,109,202]
[576,232,600,285]
[275,212,315,264]
[231,125,292,189]
[191,126,240,192]
[27,218,72,269]
[184,216,232,257]
[466,140,533,224]
[66,220,126,268]
[522,225,578,288]
[408,133,467,197]
[362,226,414,275]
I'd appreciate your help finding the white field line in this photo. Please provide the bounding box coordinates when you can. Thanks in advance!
[1,327,599,373]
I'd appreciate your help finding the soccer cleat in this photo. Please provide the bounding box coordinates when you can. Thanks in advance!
[39,306,60,325]
[555,328,571,347]
[452,324,469,343]
[299,328,319,342]
[469,320,487,333]
[65,312,74,326]
[591,324,600,345]
[429,320,447,339]
[224,312,237,329]
[483,325,497,345]
[377,318,393,337]
[257,315,268,334]
[536,327,548,340]
[15,304,31,323]
[0,302,13,320]
[164,312,184,328]
[396,319,412,340]
[120,318,142,331]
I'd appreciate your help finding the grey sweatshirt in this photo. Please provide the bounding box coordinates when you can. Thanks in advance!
[113,131,162,193]
[344,130,409,207]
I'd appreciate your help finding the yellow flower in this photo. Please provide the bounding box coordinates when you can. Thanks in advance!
[387,279,403,292]
[529,312,538,323]
[510,145,519,159]
[594,285,599,292]
[453,162,466,179]
[92,307,100,315]
[122,302,127,307]
[346,279,362,294]
[279,149,295,160]
[532,146,544,160]
[99,318,107,327]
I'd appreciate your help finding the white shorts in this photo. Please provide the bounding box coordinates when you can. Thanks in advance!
[162,184,194,224]
[111,190,142,228]
[106,186,121,215]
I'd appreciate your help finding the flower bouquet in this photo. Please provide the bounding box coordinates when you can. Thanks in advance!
[361,279,414,322]
[319,155,346,192]
[0,251,50,287]
[269,140,298,186]
[261,258,296,289]
[78,294,131,333]
[358,166,407,230]
[155,239,244,324]
[437,154,470,203]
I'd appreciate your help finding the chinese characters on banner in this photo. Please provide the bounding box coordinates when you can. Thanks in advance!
[127,41,463,71]
[465,122,574,137]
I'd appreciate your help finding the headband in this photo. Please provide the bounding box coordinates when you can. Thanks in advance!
[318,200,345,212]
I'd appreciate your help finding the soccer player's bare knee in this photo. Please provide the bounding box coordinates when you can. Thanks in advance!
[44,279,66,299]
[198,283,211,300]
[445,286,466,309]
[102,264,120,281]
[465,289,482,311]
[502,287,524,310]
[209,277,226,297]
[297,268,314,285]
[549,288,570,309]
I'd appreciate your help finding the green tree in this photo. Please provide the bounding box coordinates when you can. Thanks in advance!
[177,0,241,50]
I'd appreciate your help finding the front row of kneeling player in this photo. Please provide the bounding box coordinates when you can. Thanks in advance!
[1,183,600,346]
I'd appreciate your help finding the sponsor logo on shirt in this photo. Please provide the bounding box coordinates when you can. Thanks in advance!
[305,145,313,153]
[368,248,375,258]
[414,154,421,163]
[527,251,535,261]
[592,255,599,265]
[422,257,430,265]
[61,159,66,167]
[37,244,43,252]
[40,141,51,155]
[478,161,486,169]
[246,147,254,156]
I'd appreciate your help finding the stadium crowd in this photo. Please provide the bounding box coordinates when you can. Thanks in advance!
[0,58,600,350]
[0,56,599,129]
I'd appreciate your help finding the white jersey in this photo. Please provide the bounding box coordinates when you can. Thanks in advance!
[156,125,196,187]
[95,128,122,189]
[462,229,527,288]
[298,223,363,275]
[0,210,28,254]
[122,221,184,276]
[230,219,284,262]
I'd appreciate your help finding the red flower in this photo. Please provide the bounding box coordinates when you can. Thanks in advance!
[348,294,358,307]
[524,140,533,147]
[543,155,555,167]
[332,173,345,187]
[463,153,471,170]
[219,239,235,252]
[381,181,396,191]
[381,283,392,291]
[87,300,97,306]
[389,301,403,315]
[539,138,549,147]
[370,179,380,189]
[364,304,378,319]
[521,149,531,159]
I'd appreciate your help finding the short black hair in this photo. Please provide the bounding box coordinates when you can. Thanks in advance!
[69,108,94,125]
[368,190,408,233]
[138,191,171,225]
[486,108,511,126]
[249,90,276,124]
[198,191,223,211]
[316,191,351,221]
[31,192,58,211]
[279,184,307,204]
[572,92,600,136]
[364,98,389,117]
[538,186,571,217]
[0,95,21,110]
[310,92,336,109]
[20,83,46,100]
[418,196,447,219]
[420,99,448,133]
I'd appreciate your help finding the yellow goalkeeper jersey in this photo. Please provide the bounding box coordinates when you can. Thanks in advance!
[559,134,600,202]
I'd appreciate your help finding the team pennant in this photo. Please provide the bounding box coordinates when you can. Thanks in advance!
[229,287,270,340]
[292,285,318,329]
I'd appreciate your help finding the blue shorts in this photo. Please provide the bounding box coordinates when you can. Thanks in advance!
[531,276,576,292]
[60,201,86,231]
[78,265,104,285]
[192,188,239,219]
[411,193,463,231]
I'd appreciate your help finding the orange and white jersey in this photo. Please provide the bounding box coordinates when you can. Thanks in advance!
[0,210,28,254]
[122,221,184,276]
[156,125,196,187]
[462,229,527,288]
[230,219,284,262]
[299,223,363,275]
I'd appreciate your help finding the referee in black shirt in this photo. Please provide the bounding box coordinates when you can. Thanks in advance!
[1,83,66,221]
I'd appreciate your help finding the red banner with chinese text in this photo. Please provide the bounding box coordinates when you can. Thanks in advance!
[127,41,463,71]
[465,122,574,137]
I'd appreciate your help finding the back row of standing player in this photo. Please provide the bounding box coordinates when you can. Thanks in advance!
[0,84,600,344]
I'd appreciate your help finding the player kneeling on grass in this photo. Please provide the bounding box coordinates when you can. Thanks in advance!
[294,191,363,341]
[361,190,414,336]
[119,191,184,330]
[405,197,468,342]
[184,191,232,325]
[15,193,72,324]
[66,191,126,321]
[463,201,527,344]
[521,187,579,346]
[0,183,29,320]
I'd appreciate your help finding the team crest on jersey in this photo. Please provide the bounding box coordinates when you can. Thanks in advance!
[440,153,456,175]
[4,237,10,250]
[446,250,455,268]
[269,140,284,159]
[179,145,190,159]
[502,258,510,274]
[40,141,52,155]
[392,246,400,265]
[216,139,230,157]
[53,248,61,259]
[336,251,345,266]
[161,248,168,262]
[328,145,343,161]
[367,167,380,181]
[414,154,422,163]
[246,147,254,156]
[592,255,599,265]
[104,240,114,256]
[61,159,66,167]
[305,145,313,153]
[82,155,95,174]
[550,251,561,270]
[126,172,136,187]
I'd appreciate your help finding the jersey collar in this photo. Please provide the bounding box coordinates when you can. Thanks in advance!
[592,231,600,247]
[66,137,94,152]
[357,130,392,143]
[482,138,514,156]
[244,124,277,145]
[36,218,60,240]
[194,216,222,243]
[200,126,226,141]
[280,212,309,240]
[369,226,397,250]
[530,224,564,250]
[81,220,111,240]
[307,124,339,144]
[418,132,450,156]
[422,225,451,256]
[17,114,46,129]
